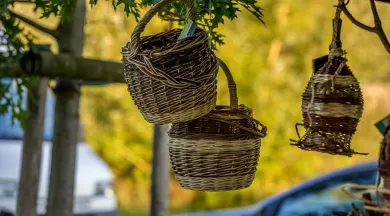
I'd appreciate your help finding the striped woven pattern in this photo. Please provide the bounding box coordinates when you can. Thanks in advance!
[292,56,365,157]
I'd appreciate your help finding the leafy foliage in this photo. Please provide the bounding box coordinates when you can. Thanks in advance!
[0,15,37,127]
[158,0,264,48]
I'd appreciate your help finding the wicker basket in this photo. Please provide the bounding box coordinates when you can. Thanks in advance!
[291,56,365,156]
[168,58,267,191]
[121,0,218,124]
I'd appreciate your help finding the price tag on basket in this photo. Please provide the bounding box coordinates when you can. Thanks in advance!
[178,19,197,40]
[376,114,390,135]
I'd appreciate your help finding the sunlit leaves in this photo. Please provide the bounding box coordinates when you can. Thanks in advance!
[158,0,264,48]
[0,16,36,126]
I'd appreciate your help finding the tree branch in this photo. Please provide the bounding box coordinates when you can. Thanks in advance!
[369,0,390,53]
[13,0,35,3]
[339,0,390,54]
[339,4,375,32]
[8,51,124,83]
[8,10,59,39]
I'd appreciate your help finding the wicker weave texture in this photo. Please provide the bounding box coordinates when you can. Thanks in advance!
[169,138,260,191]
[292,56,365,156]
[122,29,218,124]
[168,105,266,191]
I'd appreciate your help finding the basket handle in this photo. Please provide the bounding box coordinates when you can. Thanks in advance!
[217,58,238,109]
[128,0,196,57]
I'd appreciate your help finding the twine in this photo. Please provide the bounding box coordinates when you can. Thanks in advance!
[305,59,347,129]
[312,74,358,86]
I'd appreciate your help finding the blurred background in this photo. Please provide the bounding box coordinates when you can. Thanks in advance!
[8,0,390,215]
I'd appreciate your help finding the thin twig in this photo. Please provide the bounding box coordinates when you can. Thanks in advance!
[159,9,208,27]
[339,4,375,32]
[338,0,390,54]
[13,0,35,2]
[369,0,390,53]
[8,10,59,39]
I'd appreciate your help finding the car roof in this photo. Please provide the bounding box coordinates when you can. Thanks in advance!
[254,161,378,214]
[175,162,378,216]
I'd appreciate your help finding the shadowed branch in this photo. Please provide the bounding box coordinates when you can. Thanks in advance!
[8,10,59,38]
[338,0,390,54]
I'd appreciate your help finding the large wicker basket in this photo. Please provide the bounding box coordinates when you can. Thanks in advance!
[122,0,218,124]
[168,59,267,191]
[291,56,365,156]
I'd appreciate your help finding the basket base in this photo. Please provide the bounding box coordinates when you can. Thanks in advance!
[292,130,360,157]
[175,174,255,191]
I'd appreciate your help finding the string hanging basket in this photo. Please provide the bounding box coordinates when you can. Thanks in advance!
[168,59,267,191]
[121,0,218,124]
[291,8,365,157]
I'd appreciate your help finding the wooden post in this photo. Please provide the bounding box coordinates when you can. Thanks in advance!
[15,78,48,216]
[46,0,85,215]
[149,125,170,216]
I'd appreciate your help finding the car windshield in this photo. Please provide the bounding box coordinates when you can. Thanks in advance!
[0,79,55,141]
[276,170,378,216]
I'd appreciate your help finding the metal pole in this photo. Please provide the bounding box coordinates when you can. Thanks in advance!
[149,124,170,216]
[15,78,48,216]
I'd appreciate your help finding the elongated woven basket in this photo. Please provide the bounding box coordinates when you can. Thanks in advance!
[291,56,364,156]
[291,11,366,157]
[122,0,218,124]
[168,59,267,191]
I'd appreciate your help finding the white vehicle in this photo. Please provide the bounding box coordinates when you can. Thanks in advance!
[0,79,117,216]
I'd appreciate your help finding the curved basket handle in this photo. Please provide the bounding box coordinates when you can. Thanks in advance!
[217,58,238,109]
[212,59,267,138]
[128,0,196,57]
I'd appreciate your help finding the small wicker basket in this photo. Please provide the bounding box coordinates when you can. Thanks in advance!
[291,56,365,156]
[291,10,365,157]
[168,59,267,191]
[122,0,218,124]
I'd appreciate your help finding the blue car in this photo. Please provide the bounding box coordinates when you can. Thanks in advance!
[179,162,378,216]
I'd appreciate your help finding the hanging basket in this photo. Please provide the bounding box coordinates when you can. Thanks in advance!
[291,56,365,156]
[168,59,267,191]
[121,0,218,124]
[291,9,366,157]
